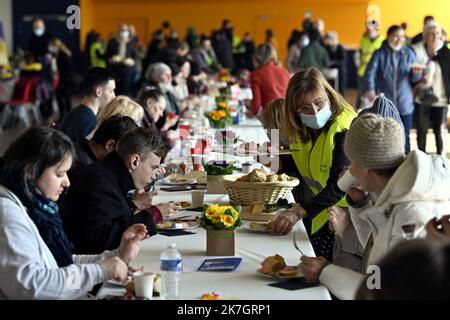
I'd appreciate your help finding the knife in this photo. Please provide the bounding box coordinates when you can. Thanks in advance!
[160,185,207,192]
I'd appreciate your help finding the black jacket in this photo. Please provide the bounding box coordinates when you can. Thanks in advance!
[62,151,156,254]
[68,138,97,187]
[435,45,450,104]
[28,32,51,60]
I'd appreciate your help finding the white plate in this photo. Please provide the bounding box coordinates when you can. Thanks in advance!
[107,277,132,286]
[256,266,304,279]
[241,224,271,233]
[161,176,197,185]
[156,221,199,231]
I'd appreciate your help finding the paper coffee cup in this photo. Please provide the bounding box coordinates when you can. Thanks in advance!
[337,170,358,192]
[133,272,154,299]
[241,162,253,174]
[192,190,205,207]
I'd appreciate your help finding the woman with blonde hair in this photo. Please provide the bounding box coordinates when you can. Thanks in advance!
[271,67,357,261]
[259,98,285,130]
[97,95,144,125]
[248,43,290,117]
[259,98,299,180]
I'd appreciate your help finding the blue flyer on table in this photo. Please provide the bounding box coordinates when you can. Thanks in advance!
[197,257,243,271]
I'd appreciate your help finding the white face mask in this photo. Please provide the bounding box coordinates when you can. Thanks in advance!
[34,28,45,37]
[301,38,310,48]
[159,82,174,93]
[119,31,129,41]
[388,42,403,52]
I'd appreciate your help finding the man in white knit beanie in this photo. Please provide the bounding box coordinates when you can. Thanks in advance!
[299,113,450,300]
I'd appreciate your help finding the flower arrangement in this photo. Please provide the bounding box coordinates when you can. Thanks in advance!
[218,86,232,98]
[205,109,232,129]
[202,160,236,175]
[219,69,232,83]
[216,102,230,111]
[215,95,228,104]
[203,160,236,194]
[200,204,242,230]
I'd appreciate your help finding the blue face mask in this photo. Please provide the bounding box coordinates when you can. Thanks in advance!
[300,104,332,129]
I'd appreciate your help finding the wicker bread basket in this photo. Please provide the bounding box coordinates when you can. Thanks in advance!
[223,175,300,205]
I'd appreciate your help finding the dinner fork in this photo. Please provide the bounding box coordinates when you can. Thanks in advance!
[292,229,304,256]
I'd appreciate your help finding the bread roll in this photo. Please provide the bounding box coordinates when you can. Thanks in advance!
[259,165,272,175]
[278,173,290,181]
[236,174,251,182]
[250,169,266,182]
[260,254,286,274]
[278,267,298,277]
[266,174,278,182]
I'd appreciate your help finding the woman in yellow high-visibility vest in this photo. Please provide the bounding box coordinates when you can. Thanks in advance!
[272,67,357,261]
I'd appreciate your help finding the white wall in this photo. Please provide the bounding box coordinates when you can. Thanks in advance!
[0,0,13,55]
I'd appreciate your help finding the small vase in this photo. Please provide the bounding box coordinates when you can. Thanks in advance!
[207,174,227,194]
[206,229,235,256]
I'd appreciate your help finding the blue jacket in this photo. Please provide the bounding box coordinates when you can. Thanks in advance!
[364,42,421,115]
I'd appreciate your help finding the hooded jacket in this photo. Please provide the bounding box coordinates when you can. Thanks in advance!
[319,150,450,299]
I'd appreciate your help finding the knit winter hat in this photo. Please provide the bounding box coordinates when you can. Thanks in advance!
[344,113,405,170]
[359,95,404,131]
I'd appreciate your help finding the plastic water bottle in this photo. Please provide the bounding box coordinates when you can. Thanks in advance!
[160,243,182,300]
[238,101,245,123]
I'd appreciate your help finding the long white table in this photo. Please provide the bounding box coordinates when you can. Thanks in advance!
[98,192,331,300]
[98,115,330,299]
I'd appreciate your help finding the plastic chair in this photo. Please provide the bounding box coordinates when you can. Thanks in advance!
[1,76,43,128]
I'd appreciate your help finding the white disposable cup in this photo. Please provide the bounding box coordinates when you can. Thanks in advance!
[191,190,205,207]
[133,272,154,299]
[337,170,358,192]
[241,162,253,174]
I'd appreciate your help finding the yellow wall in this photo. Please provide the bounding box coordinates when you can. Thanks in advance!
[80,0,368,62]
[80,0,449,63]
[369,0,450,40]
[80,0,94,35]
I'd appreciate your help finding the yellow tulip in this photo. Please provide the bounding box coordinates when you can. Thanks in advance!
[212,216,222,224]
[220,214,235,227]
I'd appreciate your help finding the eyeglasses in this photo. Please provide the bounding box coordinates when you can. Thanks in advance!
[296,98,328,115]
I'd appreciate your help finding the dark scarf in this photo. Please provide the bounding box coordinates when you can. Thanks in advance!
[28,189,74,267]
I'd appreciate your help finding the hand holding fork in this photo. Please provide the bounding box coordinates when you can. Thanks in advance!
[292,229,304,256]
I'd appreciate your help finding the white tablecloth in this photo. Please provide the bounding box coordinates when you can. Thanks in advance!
[98,191,331,300]
[230,118,270,145]
[98,115,330,300]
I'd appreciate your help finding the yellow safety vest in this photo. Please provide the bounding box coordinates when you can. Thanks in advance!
[90,42,107,69]
[358,35,384,77]
[290,104,356,234]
